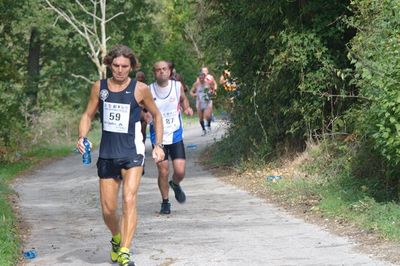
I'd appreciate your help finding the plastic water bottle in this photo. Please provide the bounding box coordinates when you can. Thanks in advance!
[23,250,37,259]
[82,137,91,165]
[186,144,197,150]
[266,175,282,183]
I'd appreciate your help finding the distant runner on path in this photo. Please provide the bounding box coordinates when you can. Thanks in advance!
[76,45,165,266]
[148,60,194,215]
[191,70,215,136]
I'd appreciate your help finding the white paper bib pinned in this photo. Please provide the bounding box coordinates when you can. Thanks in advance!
[162,110,180,134]
[103,102,130,133]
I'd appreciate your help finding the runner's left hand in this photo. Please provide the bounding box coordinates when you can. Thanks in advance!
[152,146,165,163]
[184,107,193,116]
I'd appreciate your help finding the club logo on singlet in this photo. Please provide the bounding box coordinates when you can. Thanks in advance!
[100,89,109,101]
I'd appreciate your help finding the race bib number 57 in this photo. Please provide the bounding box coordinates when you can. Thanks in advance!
[162,111,180,134]
[103,102,130,133]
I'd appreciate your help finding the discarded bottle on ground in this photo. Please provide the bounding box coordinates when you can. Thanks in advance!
[266,175,282,183]
[186,144,197,150]
[23,250,37,259]
[82,137,91,165]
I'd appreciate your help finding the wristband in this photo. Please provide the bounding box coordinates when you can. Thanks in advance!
[155,143,164,149]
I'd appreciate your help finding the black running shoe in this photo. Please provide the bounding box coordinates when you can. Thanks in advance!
[169,180,186,203]
[160,201,171,214]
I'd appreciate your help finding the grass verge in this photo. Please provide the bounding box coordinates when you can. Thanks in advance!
[0,178,19,266]
[0,126,101,266]
[208,138,400,242]
[0,144,74,265]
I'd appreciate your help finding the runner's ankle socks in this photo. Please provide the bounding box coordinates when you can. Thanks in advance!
[112,233,121,244]
[200,120,205,130]
[120,247,130,254]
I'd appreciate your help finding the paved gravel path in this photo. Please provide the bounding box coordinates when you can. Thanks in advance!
[13,121,394,266]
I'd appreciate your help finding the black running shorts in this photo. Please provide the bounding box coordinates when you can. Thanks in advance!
[157,140,186,161]
[97,155,144,179]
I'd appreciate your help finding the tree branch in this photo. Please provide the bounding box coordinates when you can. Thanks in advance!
[106,12,124,23]
[92,0,98,43]
[67,9,96,37]
[45,1,86,37]
[71,73,93,84]
[52,16,61,26]
[75,0,101,21]
[45,0,109,79]
[302,90,372,101]
[184,26,203,61]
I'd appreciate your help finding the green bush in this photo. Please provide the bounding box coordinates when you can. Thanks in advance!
[0,107,80,163]
[28,109,80,146]
[349,0,400,167]
[0,81,25,152]
[206,0,354,162]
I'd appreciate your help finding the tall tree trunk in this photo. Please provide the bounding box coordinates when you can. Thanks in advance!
[27,27,41,106]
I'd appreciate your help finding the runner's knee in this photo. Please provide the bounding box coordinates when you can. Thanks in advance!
[173,169,185,180]
[101,201,118,217]
[122,192,137,208]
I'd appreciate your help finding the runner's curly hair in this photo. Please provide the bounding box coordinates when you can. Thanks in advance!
[103,44,140,70]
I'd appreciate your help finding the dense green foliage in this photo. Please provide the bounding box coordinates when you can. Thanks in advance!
[203,0,400,198]
[0,0,200,162]
[204,0,355,163]
[0,0,29,155]
[1,0,400,263]
[0,1,200,264]
[348,0,400,167]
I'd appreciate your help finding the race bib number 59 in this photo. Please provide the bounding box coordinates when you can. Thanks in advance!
[103,102,130,133]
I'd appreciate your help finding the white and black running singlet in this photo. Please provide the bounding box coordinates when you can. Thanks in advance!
[98,79,145,159]
[149,80,184,145]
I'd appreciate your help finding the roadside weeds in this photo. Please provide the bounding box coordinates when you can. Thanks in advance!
[200,148,400,265]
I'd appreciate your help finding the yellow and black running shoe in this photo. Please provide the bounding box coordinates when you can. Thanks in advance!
[117,247,135,266]
[110,238,120,263]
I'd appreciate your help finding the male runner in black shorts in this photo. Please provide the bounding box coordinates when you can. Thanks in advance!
[148,60,193,214]
[77,45,164,266]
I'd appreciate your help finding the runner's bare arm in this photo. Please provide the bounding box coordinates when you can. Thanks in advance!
[77,80,100,153]
[213,78,218,92]
[179,82,193,116]
[219,74,226,85]
[136,80,148,109]
[210,75,218,94]
[136,82,165,162]
[190,81,198,97]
